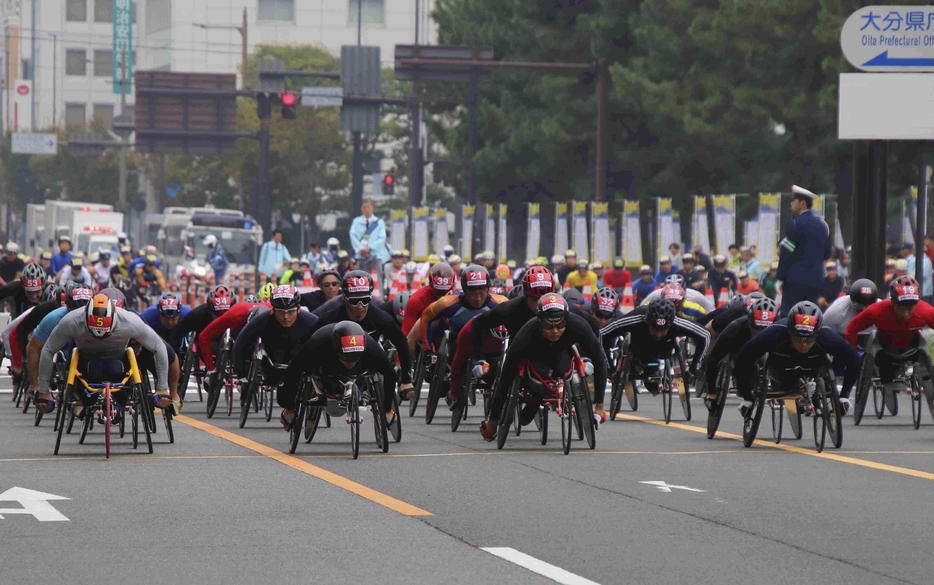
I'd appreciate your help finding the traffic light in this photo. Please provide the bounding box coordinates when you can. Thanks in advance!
[382,172,395,195]
[281,92,297,119]
[256,92,272,120]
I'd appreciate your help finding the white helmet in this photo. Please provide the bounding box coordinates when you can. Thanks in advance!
[203,234,218,247]
[327,237,340,249]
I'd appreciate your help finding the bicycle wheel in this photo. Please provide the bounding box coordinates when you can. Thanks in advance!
[139,386,153,454]
[573,375,596,450]
[389,394,402,443]
[350,386,361,460]
[912,374,923,430]
[452,371,472,432]
[78,405,92,444]
[409,345,426,417]
[742,394,765,448]
[514,399,523,437]
[178,348,195,401]
[239,364,259,429]
[104,385,112,459]
[20,380,32,413]
[813,383,828,453]
[66,405,76,434]
[303,406,323,443]
[496,382,519,451]
[561,392,572,455]
[53,387,72,455]
[288,388,306,455]
[205,376,221,418]
[371,381,389,454]
[610,338,628,420]
[131,398,139,450]
[662,383,673,424]
[872,383,884,419]
[771,400,784,444]
[823,376,843,449]
[14,375,25,408]
[425,343,448,425]
[675,347,691,421]
[140,374,157,434]
[706,361,730,439]
[853,353,874,425]
[625,376,638,412]
[163,409,174,444]
[226,383,233,417]
[539,407,548,445]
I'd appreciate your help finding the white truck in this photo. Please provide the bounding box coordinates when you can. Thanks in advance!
[25,204,45,258]
[70,210,126,257]
[44,201,115,251]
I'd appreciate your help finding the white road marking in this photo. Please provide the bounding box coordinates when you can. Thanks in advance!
[639,480,704,493]
[481,547,601,585]
[0,487,70,522]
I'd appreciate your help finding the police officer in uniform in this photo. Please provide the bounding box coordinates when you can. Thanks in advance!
[776,185,832,316]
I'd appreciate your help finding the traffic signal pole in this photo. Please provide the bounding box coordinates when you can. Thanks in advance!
[251,119,272,233]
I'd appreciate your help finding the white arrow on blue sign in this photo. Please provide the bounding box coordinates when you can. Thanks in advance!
[842,6,934,72]
[302,86,342,107]
[11,133,58,155]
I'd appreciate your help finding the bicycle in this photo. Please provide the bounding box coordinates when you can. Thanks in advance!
[495,345,594,454]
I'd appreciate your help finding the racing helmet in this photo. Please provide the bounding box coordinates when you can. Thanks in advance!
[341,270,374,299]
[646,298,676,330]
[22,263,46,291]
[788,301,823,340]
[99,287,127,308]
[890,275,920,306]
[562,286,585,308]
[392,291,411,321]
[489,279,507,295]
[537,293,570,328]
[208,285,233,314]
[428,263,456,294]
[270,285,301,310]
[86,293,117,338]
[664,274,685,287]
[157,292,182,318]
[461,264,489,292]
[522,266,555,299]
[661,283,685,309]
[332,321,367,364]
[744,291,766,309]
[64,283,93,311]
[244,294,262,303]
[258,282,275,300]
[591,287,620,319]
[849,278,878,308]
[748,297,778,330]
[42,283,60,303]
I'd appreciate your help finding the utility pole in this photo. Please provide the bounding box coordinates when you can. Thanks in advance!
[195,7,249,90]
[30,0,35,130]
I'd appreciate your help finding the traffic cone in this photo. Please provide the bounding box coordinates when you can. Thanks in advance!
[621,286,634,314]
[705,287,715,308]
[303,270,313,287]
[717,287,730,308]
[563,281,571,292]
[370,270,382,300]
[582,284,593,302]
[506,276,514,291]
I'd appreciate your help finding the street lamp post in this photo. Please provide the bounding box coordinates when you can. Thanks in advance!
[195,7,249,90]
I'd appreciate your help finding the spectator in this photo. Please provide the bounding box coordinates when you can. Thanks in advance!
[556,250,577,284]
[818,260,844,309]
[602,258,632,291]
[895,258,909,278]
[279,258,304,286]
[0,243,24,285]
[258,229,290,278]
[633,265,656,304]
[884,259,897,284]
[204,234,229,283]
[761,262,780,300]
[668,243,682,269]
[566,260,598,292]
[551,254,565,280]
[302,242,321,266]
[383,249,406,292]
[735,270,759,295]
[728,243,741,269]
[349,198,390,273]
[691,244,713,272]
[50,236,73,275]
[689,265,709,294]
[58,255,91,285]
[316,237,341,274]
[480,250,496,279]
[775,185,832,316]
[653,255,675,286]
[905,243,934,302]
[838,248,851,284]
[39,251,52,275]
[738,246,763,280]
[708,254,738,295]
[677,253,699,287]
[591,261,605,287]
[449,254,463,275]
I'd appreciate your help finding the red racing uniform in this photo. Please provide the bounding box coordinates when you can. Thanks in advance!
[197,301,270,371]
[401,285,448,336]
[845,299,934,350]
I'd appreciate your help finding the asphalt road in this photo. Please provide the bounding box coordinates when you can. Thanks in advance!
[3,370,934,585]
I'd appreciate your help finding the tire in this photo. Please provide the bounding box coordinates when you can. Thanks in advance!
[812,381,827,452]
[409,345,426,417]
[131,397,139,450]
[823,376,843,449]
[303,406,323,444]
[625,375,638,412]
[370,381,389,454]
[610,337,628,421]
[873,383,884,419]
[514,399,522,437]
[226,384,233,417]
[289,386,306,455]
[178,347,195,402]
[771,400,783,444]
[136,384,153,454]
[853,352,874,425]
[912,374,923,430]
[539,407,548,445]
[424,343,448,425]
[572,374,596,450]
[239,364,258,429]
[104,385,112,459]
[78,407,92,444]
[53,387,71,455]
[675,346,691,421]
[787,399,803,440]
[265,389,275,422]
[742,370,766,448]
[163,410,174,444]
[452,371,472,432]
[66,406,76,434]
[389,395,402,443]
[496,382,518,451]
[706,360,730,439]
[662,381,673,424]
[140,374,157,434]
[561,391,572,455]
[884,384,898,416]
[349,385,361,460]
[205,376,221,418]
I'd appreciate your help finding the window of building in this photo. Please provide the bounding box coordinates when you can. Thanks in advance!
[65,103,86,128]
[66,0,87,21]
[93,103,114,127]
[258,0,293,21]
[348,0,384,25]
[94,0,112,22]
[93,50,112,77]
[65,49,87,76]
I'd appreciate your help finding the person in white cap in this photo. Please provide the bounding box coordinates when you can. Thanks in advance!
[776,185,832,316]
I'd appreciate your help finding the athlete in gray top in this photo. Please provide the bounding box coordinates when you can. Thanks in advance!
[38,307,170,395]
[640,287,715,312]
[823,295,876,337]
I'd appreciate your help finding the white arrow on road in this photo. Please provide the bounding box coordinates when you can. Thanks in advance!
[0,487,70,521]
[640,481,704,493]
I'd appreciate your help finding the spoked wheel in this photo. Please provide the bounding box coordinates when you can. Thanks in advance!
[625,377,638,412]
[289,389,307,455]
[239,366,258,429]
[787,399,803,440]
[163,409,174,444]
[409,345,426,417]
[674,347,691,421]
[79,406,92,444]
[138,385,153,454]
[141,375,157,434]
[822,377,843,449]
[205,377,221,418]
[66,405,77,434]
[21,381,32,414]
[370,382,389,454]
[560,391,573,455]
[14,375,26,408]
[104,385,112,459]
[496,385,519,451]
[742,394,765,448]
[451,371,472,432]
[513,399,522,437]
[389,395,402,443]
[303,406,323,444]
[424,343,448,425]
[706,361,731,439]
[53,387,72,455]
[206,350,227,418]
[813,384,828,453]
[873,383,885,419]
[178,348,195,402]
[572,375,596,450]
[610,336,629,421]
[853,354,874,425]
[770,400,784,444]
[910,374,923,429]
[349,385,361,460]
[662,382,673,424]
[130,399,139,450]
[539,407,548,445]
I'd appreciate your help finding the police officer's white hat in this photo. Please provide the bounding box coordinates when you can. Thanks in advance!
[791,185,817,201]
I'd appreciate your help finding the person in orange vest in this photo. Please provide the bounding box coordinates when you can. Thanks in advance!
[735,270,760,296]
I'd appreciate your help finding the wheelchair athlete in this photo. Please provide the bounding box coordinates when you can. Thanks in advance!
[232,285,318,426]
[845,276,934,411]
[281,321,397,428]
[700,297,778,413]
[140,292,192,353]
[599,297,710,398]
[480,294,607,441]
[734,301,859,416]
[0,262,46,318]
[824,279,878,337]
[639,276,714,320]
[36,293,177,415]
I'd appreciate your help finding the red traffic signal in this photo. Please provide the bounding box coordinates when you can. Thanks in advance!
[281,92,297,107]
[382,173,395,194]
[383,174,394,186]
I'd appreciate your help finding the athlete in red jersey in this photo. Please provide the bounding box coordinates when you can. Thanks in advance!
[402,263,456,337]
[198,300,269,371]
[845,276,934,350]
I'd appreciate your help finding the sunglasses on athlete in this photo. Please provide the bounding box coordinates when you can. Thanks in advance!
[345,296,371,307]
[320,281,340,287]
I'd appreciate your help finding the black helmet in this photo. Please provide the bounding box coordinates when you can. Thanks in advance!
[244,294,262,303]
[42,283,60,303]
[744,291,766,309]
[64,282,93,311]
[461,264,489,292]
[646,298,676,329]
[729,293,747,309]
[890,275,921,306]
[849,278,878,308]
[591,287,620,319]
[788,301,822,340]
[332,321,367,364]
[270,285,301,310]
[562,286,585,307]
[748,297,778,330]
[537,293,569,329]
[341,270,374,299]
[99,287,127,308]
[392,291,411,322]
[665,274,685,287]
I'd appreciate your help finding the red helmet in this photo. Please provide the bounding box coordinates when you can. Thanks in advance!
[661,283,685,309]
[890,275,921,306]
[428,263,455,295]
[522,266,555,299]
[209,285,233,314]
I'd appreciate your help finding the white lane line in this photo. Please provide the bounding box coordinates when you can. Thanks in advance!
[481,547,601,585]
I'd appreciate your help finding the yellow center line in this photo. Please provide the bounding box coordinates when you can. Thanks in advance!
[617,413,934,481]
[173,414,432,517]
[0,454,265,463]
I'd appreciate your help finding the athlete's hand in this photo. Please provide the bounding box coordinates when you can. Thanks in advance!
[582,358,594,377]
[472,360,489,378]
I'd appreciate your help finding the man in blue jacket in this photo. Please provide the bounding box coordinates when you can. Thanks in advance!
[349,199,389,273]
[776,185,832,316]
